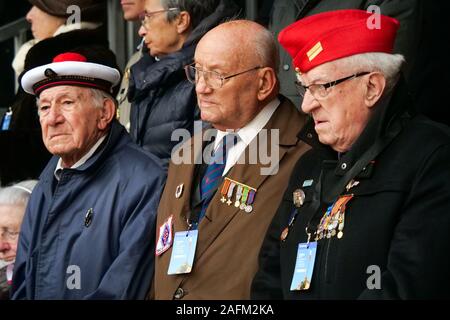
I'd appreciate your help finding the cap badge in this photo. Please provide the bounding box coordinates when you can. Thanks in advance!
[307,41,323,62]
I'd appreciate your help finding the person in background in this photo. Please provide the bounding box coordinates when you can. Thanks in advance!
[128,0,240,170]
[116,0,146,131]
[0,180,38,300]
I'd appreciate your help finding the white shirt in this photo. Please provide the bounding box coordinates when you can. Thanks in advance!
[214,98,280,176]
[54,135,106,181]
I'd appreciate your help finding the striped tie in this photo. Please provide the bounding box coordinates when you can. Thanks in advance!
[199,134,236,220]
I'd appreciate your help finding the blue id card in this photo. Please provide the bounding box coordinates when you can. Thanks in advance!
[290,241,317,291]
[167,230,198,275]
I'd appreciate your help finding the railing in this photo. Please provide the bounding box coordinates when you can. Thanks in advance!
[0,17,29,92]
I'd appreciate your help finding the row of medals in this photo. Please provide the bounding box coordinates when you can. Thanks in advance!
[220,178,255,213]
[291,188,346,241]
[315,205,345,240]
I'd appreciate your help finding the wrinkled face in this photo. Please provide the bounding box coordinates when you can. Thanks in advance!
[139,0,184,57]
[194,34,263,131]
[26,6,65,40]
[38,86,105,167]
[300,61,371,152]
[0,205,25,262]
[120,0,145,21]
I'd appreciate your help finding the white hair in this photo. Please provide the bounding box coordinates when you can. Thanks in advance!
[337,52,405,93]
[89,88,118,110]
[0,180,38,208]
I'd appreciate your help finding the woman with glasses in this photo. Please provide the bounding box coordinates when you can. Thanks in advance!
[127,0,240,169]
[0,180,37,300]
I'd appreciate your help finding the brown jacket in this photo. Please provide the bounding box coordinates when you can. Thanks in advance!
[153,97,310,299]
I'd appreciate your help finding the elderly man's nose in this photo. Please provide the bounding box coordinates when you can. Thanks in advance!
[0,240,11,252]
[138,25,147,37]
[44,106,64,125]
[26,6,36,23]
[301,92,320,114]
[195,74,212,94]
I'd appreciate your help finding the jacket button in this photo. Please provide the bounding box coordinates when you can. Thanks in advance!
[341,163,347,170]
[283,64,290,71]
[307,133,313,139]
[174,287,185,299]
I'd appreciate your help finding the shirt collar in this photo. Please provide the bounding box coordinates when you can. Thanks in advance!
[214,97,280,149]
[54,135,107,181]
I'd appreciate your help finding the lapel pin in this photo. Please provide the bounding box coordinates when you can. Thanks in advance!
[84,208,94,227]
[293,189,306,208]
[175,184,184,199]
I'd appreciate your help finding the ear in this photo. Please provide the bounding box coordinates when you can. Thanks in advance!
[364,72,386,108]
[257,68,278,102]
[97,98,116,130]
[176,11,191,34]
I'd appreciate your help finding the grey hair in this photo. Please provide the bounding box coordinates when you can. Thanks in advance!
[89,88,118,110]
[0,180,38,208]
[160,0,221,29]
[337,52,405,93]
[252,27,280,71]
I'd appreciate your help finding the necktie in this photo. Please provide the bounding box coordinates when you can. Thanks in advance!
[198,134,236,221]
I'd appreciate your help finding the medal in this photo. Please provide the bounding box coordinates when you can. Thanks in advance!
[234,185,243,207]
[226,182,236,205]
[314,195,353,241]
[293,189,306,207]
[245,189,256,213]
[220,179,231,203]
[239,187,249,210]
[280,227,289,241]
[345,179,360,192]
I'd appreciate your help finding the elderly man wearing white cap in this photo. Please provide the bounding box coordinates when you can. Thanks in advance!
[11,48,166,299]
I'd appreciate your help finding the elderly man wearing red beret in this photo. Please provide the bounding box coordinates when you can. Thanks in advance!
[252,9,450,299]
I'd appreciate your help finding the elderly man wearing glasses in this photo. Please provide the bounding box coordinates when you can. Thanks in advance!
[151,20,310,300]
[127,0,239,170]
[252,10,450,299]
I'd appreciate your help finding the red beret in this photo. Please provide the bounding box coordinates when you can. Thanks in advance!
[278,9,400,73]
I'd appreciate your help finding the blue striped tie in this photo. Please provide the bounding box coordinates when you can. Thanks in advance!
[199,134,236,220]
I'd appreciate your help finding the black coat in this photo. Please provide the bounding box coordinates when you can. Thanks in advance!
[251,79,450,299]
[128,0,239,170]
[0,27,109,186]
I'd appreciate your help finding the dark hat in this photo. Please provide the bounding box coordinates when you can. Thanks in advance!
[279,9,400,73]
[22,46,120,96]
[28,0,106,22]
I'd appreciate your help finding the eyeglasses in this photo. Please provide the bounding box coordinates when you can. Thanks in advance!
[0,227,19,241]
[185,63,263,89]
[295,72,371,99]
[139,8,179,29]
